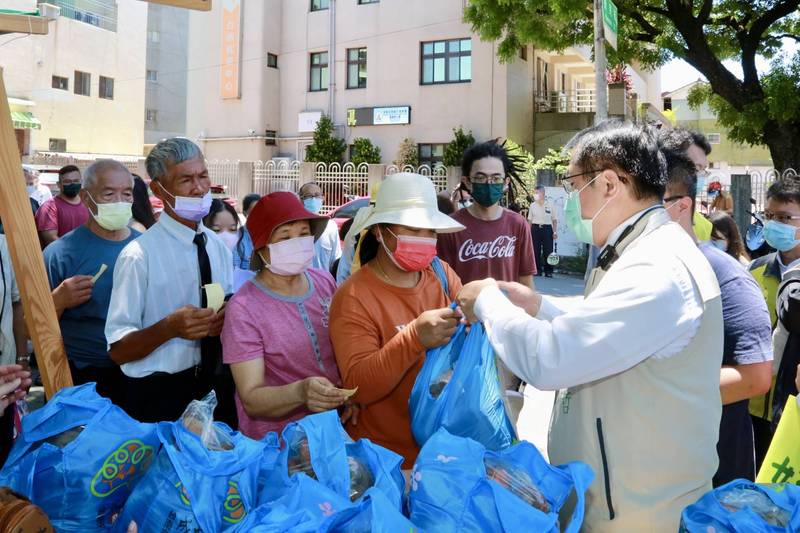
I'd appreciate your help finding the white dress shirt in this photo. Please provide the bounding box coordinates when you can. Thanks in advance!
[105,213,233,378]
[527,200,556,225]
[0,236,20,366]
[475,208,704,390]
[30,184,52,206]
[312,220,342,272]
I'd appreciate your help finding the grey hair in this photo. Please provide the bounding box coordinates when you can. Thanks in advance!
[22,165,38,177]
[145,137,203,182]
[82,159,134,190]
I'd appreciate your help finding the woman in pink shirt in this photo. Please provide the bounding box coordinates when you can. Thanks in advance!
[221,192,351,439]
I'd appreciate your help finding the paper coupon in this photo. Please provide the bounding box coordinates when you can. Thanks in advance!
[91,264,108,284]
[203,283,225,313]
[336,387,358,398]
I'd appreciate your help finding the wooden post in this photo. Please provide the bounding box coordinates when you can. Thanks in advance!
[0,77,72,397]
[731,174,752,238]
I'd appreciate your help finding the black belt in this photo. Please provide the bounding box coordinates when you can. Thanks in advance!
[532,223,552,228]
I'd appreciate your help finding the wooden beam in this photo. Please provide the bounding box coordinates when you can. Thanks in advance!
[0,13,49,35]
[142,0,212,11]
[0,76,72,397]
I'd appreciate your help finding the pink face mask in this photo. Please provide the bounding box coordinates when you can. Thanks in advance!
[380,227,438,272]
[260,235,315,276]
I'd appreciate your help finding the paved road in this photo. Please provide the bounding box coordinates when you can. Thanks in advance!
[515,273,584,459]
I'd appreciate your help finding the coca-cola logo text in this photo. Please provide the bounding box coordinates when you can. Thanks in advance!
[458,236,517,262]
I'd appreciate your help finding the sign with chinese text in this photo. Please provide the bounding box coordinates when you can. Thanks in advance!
[757,396,800,484]
[220,0,241,99]
[346,106,411,127]
[602,0,618,51]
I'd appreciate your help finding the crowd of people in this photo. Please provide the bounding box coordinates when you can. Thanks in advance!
[0,120,798,530]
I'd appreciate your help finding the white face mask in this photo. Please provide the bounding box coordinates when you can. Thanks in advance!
[163,189,212,222]
[259,235,315,276]
[218,230,239,251]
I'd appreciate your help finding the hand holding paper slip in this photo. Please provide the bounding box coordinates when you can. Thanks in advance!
[91,264,108,284]
[203,283,225,313]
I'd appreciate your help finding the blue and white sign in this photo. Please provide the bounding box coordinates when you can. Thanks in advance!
[373,106,410,125]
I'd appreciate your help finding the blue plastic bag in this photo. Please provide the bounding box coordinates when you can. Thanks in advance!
[262,411,405,510]
[408,428,594,533]
[410,311,516,450]
[0,383,158,532]
[680,480,800,532]
[319,488,419,532]
[116,393,274,532]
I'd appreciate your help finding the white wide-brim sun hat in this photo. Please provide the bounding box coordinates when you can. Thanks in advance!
[348,172,465,236]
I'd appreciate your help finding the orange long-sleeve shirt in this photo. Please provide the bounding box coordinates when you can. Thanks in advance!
[329,262,462,468]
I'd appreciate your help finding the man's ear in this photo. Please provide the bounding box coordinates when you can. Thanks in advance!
[680,196,694,212]
[601,169,623,197]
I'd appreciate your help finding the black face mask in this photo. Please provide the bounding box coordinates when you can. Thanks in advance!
[62,183,81,198]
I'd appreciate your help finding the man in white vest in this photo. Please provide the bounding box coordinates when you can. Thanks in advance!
[457,121,724,532]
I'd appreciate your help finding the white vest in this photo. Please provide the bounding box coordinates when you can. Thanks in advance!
[548,213,723,532]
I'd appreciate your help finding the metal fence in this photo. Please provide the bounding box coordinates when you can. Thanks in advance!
[206,159,240,200]
[253,160,300,195]
[386,164,449,192]
[315,163,370,214]
[534,89,596,113]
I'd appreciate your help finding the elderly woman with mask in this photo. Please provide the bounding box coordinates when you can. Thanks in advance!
[221,192,351,439]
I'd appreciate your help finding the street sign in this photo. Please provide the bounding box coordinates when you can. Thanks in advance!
[602,0,618,51]
[142,0,212,11]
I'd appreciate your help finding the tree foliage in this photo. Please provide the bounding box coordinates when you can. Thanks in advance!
[394,137,419,167]
[350,137,382,165]
[465,0,800,170]
[305,115,346,164]
[443,126,476,168]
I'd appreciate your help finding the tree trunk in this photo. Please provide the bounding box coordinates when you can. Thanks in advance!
[763,120,800,173]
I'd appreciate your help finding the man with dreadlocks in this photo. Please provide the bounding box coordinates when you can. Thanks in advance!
[436,140,535,424]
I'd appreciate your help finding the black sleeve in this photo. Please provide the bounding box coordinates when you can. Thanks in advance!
[777,270,800,333]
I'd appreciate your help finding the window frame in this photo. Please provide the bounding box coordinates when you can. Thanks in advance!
[99,76,114,100]
[149,30,160,43]
[74,71,91,96]
[267,53,278,69]
[346,47,367,89]
[420,38,472,86]
[357,0,379,4]
[309,51,329,92]
[707,133,722,145]
[49,138,67,152]
[51,75,69,91]
[146,69,158,83]
[310,0,329,11]
[519,46,528,61]
[145,108,158,122]
[418,143,446,168]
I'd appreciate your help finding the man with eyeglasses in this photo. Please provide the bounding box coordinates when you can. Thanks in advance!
[747,178,800,467]
[456,121,723,532]
[298,182,341,274]
[662,149,772,487]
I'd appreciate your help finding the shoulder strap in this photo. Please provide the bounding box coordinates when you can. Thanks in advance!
[431,256,450,298]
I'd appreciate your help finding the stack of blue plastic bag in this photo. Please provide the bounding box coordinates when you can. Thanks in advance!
[680,480,800,532]
[408,428,593,533]
[409,311,516,450]
[114,391,278,532]
[0,383,158,532]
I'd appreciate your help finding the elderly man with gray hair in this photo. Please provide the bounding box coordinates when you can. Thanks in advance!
[43,159,139,407]
[105,138,233,424]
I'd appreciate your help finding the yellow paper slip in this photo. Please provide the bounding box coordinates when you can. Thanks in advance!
[203,283,225,313]
[756,395,800,484]
[91,264,108,284]
[336,387,358,398]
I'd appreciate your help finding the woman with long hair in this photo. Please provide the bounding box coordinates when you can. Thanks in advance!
[710,211,750,266]
[130,175,156,233]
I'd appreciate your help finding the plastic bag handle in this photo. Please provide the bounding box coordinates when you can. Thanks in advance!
[561,461,595,533]
[23,396,112,442]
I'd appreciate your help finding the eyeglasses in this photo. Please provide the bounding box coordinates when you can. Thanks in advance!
[764,211,800,224]
[560,169,603,193]
[300,193,323,200]
[663,195,688,205]
[470,173,505,185]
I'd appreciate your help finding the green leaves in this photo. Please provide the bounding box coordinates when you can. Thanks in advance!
[443,127,477,168]
[304,115,347,164]
[350,137,382,166]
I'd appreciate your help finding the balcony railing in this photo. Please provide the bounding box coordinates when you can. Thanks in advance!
[40,0,117,32]
[535,90,596,113]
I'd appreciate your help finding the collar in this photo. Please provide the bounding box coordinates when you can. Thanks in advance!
[778,253,800,276]
[603,204,664,247]
[595,205,667,271]
[160,212,205,244]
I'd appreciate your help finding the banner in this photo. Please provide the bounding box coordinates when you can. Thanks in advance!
[756,395,800,484]
[220,0,242,99]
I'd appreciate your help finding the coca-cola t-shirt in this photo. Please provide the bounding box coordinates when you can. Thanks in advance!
[437,208,536,284]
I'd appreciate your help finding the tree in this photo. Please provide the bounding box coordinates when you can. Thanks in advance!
[394,137,419,167]
[304,115,346,164]
[443,126,476,168]
[350,137,381,165]
[465,0,800,171]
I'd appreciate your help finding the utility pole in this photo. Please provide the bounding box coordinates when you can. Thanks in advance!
[329,0,336,124]
[593,0,608,123]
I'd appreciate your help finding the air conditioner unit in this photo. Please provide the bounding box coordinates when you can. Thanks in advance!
[38,3,61,19]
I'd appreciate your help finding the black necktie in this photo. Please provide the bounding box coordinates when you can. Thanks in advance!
[193,232,212,292]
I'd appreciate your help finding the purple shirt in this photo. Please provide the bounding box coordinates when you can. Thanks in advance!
[35,196,89,239]
[221,268,341,439]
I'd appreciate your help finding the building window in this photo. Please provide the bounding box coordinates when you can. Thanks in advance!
[267,53,278,69]
[145,109,158,122]
[310,0,329,11]
[358,0,379,3]
[421,38,472,85]
[99,76,114,100]
[519,46,528,61]
[74,71,91,96]
[707,133,721,145]
[347,48,367,89]
[560,72,566,92]
[148,30,160,43]
[419,143,446,167]
[51,75,68,90]
[663,97,672,111]
[146,70,158,82]
[310,52,329,92]
[265,130,277,146]
[49,138,67,152]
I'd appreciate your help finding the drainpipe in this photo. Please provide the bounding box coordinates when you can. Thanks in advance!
[593,0,608,122]
[329,0,336,123]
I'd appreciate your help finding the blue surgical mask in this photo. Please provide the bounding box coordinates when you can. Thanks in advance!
[764,220,800,252]
[711,239,728,252]
[564,174,615,245]
[303,197,323,214]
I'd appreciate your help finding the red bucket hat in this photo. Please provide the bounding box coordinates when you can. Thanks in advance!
[246,191,328,250]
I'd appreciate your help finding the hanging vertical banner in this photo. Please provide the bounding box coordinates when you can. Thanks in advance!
[602,0,618,51]
[220,0,242,99]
